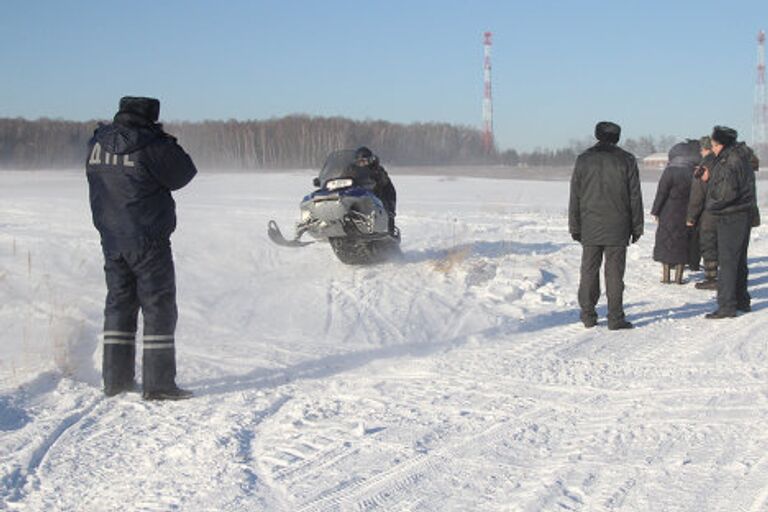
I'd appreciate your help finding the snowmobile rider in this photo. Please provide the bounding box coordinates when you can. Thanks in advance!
[86,96,197,400]
[355,146,397,233]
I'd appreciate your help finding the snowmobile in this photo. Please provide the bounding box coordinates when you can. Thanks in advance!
[267,149,401,264]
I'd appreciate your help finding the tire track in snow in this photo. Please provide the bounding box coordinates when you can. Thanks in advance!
[289,258,626,509]
[254,393,370,509]
[732,451,768,512]
[323,270,406,346]
[1,393,103,505]
[476,314,767,511]
[258,251,543,507]
[20,391,294,511]
[425,304,765,512]
[323,259,478,350]
[294,417,516,512]
[220,393,294,510]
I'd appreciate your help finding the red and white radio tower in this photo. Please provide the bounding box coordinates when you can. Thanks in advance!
[482,31,494,153]
[754,30,768,162]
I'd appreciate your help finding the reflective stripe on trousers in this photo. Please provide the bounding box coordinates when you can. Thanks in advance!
[103,331,136,346]
[143,334,175,350]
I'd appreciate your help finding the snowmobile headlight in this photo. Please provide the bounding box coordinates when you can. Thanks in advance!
[325,178,354,191]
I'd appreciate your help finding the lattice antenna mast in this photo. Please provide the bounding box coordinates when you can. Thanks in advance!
[754,30,768,162]
[482,31,494,153]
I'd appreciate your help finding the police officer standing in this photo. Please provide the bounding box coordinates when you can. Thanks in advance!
[702,126,756,318]
[87,97,197,399]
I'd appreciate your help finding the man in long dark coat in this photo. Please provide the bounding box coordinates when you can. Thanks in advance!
[569,121,644,330]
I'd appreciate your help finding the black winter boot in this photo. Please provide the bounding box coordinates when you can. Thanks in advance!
[142,344,185,399]
[103,342,136,396]
[705,309,737,319]
[695,260,718,290]
[142,387,193,401]
[661,264,671,284]
[674,264,686,285]
[608,320,634,330]
[580,310,597,328]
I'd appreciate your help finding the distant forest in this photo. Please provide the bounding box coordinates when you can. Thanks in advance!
[0,115,678,170]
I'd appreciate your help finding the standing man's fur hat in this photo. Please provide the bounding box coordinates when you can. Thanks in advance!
[668,139,701,165]
[711,126,738,147]
[595,121,621,144]
[118,96,160,123]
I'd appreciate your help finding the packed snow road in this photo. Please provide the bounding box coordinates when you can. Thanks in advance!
[1,171,767,511]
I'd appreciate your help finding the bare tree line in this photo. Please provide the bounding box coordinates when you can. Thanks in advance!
[0,115,684,170]
[0,118,95,169]
[0,115,493,170]
[499,134,680,168]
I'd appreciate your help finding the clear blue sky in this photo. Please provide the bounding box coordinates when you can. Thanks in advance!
[1,0,767,151]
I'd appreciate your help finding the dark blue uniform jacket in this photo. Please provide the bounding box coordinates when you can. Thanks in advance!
[86,119,197,250]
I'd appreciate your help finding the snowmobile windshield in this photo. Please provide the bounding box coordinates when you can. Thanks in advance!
[319,150,376,189]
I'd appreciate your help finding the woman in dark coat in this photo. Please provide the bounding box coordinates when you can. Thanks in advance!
[651,140,701,283]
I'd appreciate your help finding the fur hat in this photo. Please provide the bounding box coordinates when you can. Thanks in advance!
[118,96,160,122]
[711,126,737,147]
[595,121,621,144]
[668,139,701,164]
[699,135,712,150]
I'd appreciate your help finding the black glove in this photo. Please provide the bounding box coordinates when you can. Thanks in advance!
[571,233,581,242]
[631,233,641,244]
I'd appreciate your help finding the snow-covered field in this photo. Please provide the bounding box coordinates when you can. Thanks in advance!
[1,170,767,512]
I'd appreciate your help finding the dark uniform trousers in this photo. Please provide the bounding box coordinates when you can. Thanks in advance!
[698,212,718,263]
[715,211,751,312]
[102,239,178,393]
[578,245,627,326]
[688,225,701,270]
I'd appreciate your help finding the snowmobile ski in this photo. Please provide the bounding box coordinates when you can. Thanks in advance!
[267,220,313,247]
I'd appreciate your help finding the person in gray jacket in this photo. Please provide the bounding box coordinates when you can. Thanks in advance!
[687,136,718,289]
[569,121,644,330]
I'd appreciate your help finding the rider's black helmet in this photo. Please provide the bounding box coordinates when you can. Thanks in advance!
[355,146,378,167]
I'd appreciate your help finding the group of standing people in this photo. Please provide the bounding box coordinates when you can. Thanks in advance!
[569,121,759,329]
[652,127,759,317]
